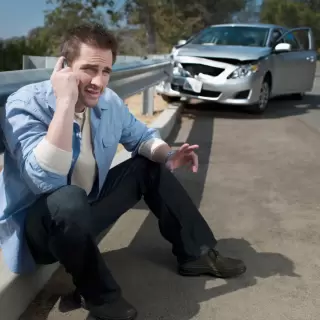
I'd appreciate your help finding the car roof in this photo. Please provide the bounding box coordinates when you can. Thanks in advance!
[209,23,283,29]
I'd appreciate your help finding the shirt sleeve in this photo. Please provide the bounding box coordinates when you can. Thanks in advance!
[118,99,161,155]
[0,92,68,195]
[34,137,72,175]
[138,137,167,160]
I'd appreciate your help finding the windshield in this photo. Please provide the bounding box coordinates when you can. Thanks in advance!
[189,26,270,47]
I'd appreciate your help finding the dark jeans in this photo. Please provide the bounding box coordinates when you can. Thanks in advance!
[25,156,217,304]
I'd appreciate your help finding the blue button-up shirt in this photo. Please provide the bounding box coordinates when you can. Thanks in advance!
[0,80,158,274]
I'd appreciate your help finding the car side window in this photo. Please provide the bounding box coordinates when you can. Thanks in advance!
[283,32,301,50]
[269,29,283,47]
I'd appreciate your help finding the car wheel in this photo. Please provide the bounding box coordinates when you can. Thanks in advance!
[248,79,270,114]
[161,94,180,103]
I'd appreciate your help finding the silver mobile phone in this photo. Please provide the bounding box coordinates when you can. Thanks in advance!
[63,58,68,68]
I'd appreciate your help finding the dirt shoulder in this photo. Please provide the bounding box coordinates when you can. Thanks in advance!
[124,92,168,125]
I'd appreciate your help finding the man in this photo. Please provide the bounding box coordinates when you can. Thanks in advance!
[0,23,246,320]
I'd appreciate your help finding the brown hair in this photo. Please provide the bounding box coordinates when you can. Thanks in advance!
[60,22,118,65]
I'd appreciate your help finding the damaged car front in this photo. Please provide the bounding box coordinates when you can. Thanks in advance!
[156,24,274,112]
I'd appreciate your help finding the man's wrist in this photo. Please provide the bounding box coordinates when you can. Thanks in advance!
[56,97,76,112]
[165,150,175,163]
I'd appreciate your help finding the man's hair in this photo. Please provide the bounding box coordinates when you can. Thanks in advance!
[60,23,118,65]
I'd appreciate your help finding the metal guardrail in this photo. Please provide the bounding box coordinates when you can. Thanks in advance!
[0,58,172,156]
[22,54,171,69]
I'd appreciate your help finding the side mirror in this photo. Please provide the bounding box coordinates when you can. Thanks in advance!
[274,43,291,52]
[177,39,187,46]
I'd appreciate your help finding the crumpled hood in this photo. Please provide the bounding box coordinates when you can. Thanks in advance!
[176,44,271,62]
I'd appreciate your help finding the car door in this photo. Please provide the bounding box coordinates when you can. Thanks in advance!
[268,29,291,95]
[279,28,317,93]
[293,28,317,91]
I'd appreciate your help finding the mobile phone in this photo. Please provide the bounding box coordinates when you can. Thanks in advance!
[63,58,68,68]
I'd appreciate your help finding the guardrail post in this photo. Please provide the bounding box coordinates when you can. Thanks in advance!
[142,86,154,116]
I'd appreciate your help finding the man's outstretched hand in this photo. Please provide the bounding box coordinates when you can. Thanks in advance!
[165,143,199,172]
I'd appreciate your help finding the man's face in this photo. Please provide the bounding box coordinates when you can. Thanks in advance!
[71,43,113,108]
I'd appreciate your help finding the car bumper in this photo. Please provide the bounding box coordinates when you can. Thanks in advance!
[156,81,182,97]
[157,73,264,105]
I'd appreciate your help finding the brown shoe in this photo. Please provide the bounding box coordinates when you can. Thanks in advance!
[178,249,246,278]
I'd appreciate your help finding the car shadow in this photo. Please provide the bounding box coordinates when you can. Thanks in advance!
[182,93,320,120]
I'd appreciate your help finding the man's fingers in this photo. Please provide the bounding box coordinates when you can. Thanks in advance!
[53,56,65,73]
[187,144,199,152]
[179,143,190,153]
[191,152,198,172]
[184,145,199,155]
[179,143,199,154]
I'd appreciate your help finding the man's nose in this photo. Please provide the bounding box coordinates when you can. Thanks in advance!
[91,74,104,88]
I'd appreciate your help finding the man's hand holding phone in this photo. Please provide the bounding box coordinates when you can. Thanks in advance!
[46,57,79,152]
[50,56,79,108]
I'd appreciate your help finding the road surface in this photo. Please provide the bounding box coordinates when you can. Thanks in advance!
[19,73,320,320]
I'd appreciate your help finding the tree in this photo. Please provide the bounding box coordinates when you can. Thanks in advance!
[260,0,320,49]
[43,0,249,54]
[297,0,320,11]
[234,0,261,23]
[43,0,107,55]
[0,31,50,71]
[122,0,249,53]
[0,0,253,71]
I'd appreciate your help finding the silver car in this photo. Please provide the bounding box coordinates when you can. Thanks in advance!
[156,23,317,113]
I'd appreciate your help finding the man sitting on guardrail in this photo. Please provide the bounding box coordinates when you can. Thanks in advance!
[0,23,246,320]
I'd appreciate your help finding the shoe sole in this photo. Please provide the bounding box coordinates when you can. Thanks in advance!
[178,265,247,278]
[94,312,138,320]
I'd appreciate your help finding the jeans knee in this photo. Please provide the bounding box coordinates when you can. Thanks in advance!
[47,185,91,231]
[137,155,162,176]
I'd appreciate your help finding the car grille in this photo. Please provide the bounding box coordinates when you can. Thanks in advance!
[181,63,224,77]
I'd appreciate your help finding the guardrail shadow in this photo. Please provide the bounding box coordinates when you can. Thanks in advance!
[20,106,298,320]
[183,92,320,120]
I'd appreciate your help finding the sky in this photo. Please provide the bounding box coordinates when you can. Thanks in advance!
[0,0,128,39]
[0,0,56,39]
[0,0,264,39]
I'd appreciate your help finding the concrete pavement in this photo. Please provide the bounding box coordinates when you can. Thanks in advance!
[19,77,320,320]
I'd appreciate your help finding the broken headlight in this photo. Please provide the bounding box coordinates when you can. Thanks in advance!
[228,63,259,79]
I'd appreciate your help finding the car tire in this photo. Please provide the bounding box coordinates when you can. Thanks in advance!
[161,94,180,103]
[248,78,271,114]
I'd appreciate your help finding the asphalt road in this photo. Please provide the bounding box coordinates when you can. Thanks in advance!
[19,73,320,320]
